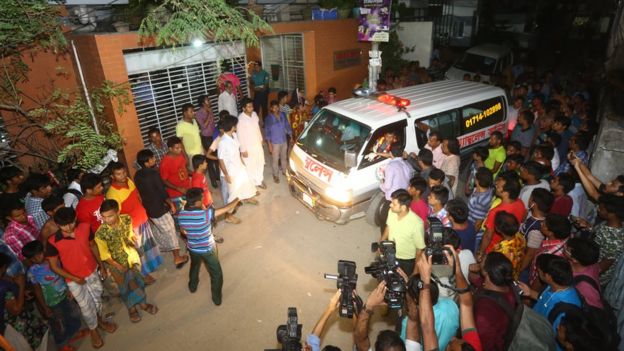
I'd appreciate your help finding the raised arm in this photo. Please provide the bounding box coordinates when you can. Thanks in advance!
[416,254,439,351]
[354,281,386,351]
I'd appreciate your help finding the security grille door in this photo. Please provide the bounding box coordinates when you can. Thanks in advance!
[124,42,248,145]
[261,34,305,94]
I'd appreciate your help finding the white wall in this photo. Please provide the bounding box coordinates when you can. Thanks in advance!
[397,22,433,68]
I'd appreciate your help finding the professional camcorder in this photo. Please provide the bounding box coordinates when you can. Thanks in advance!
[424,217,452,265]
[274,307,302,351]
[364,241,406,309]
[324,260,361,318]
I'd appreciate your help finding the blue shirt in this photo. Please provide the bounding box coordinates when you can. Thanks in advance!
[251,70,269,89]
[533,286,581,338]
[401,297,459,350]
[178,208,216,253]
[455,221,477,254]
[264,112,292,145]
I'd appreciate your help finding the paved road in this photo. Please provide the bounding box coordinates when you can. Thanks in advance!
[79,162,393,350]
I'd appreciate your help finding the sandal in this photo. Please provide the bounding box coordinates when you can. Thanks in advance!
[141,303,159,315]
[143,274,157,285]
[225,215,241,224]
[90,331,104,349]
[175,256,189,270]
[98,320,117,333]
[129,308,142,323]
[69,328,90,343]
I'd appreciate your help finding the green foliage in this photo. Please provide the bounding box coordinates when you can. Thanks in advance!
[41,81,127,171]
[0,0,66,57]
[379,28,413,72]
[139,0,274,47]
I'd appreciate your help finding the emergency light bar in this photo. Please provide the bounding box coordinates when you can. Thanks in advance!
[377,94,411,108]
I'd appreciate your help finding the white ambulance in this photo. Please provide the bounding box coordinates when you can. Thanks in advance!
[285,80,508,224]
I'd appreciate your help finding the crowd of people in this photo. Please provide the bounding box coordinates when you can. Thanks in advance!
[0,57,622,351]
[297,64,624,351]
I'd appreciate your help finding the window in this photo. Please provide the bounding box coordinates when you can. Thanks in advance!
[415,109,460,149]
[297,110,371,173]
[125,43,248,145]
[0,114,16,167]
[461,97,505,134]
[261,34,305,93]
[359,120,407,169]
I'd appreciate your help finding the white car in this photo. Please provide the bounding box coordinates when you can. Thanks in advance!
[445,44,513,84]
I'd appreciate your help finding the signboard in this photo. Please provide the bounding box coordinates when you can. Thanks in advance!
[357,0,391,42]
[334,49,363,70]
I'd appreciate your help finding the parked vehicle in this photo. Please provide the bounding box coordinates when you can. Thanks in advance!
[445,44,513,83]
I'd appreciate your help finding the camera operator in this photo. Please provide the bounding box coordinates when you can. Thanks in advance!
[305,290,343,351]
[415,254,440,351]
[379,190,426,276]
[354,281,421,351]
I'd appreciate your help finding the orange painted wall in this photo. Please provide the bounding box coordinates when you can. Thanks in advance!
[8,19,370,173]
[248,19,370,102]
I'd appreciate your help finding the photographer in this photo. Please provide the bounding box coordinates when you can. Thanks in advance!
[380,190,426,276]
[415,254,440,351]
[305,290,342,351]
[354,281,421,351]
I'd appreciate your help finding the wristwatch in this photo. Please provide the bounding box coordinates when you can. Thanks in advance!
[417,279,431,290]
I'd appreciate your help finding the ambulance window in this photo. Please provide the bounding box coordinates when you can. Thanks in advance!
[416,109,460,148]
[359,120,407,169]
[461,97,505,134]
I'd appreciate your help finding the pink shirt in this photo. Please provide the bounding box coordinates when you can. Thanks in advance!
[425,144,446,169]
[573,265,603,309]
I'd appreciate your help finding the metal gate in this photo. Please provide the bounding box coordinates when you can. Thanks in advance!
[124,42,248,144]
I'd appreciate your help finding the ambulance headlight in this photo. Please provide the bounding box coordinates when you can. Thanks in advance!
[324,187,352,203]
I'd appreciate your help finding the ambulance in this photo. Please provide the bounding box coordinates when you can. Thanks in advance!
[285,80,509,224]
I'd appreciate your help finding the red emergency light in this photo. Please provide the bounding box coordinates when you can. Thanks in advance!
[377,94,411,108]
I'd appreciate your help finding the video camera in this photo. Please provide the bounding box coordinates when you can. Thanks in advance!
[324,260,361,318]
[364,241,406,309]
[273,307,302,351]
[424,217,451,265]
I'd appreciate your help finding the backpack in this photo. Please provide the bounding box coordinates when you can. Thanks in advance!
[547,275,620,350]
[479,290,556,351]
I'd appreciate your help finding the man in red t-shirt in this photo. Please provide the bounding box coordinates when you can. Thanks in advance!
[477,171,526,261]
[46,207,117,349]
[75,173,105,234]
[160,137,191,211]
[550,174,574,216]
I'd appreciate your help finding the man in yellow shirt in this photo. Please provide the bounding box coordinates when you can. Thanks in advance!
[484,131,506,178]
[176,103,204,158]
[95,200,158,323]
[380,189,426,275]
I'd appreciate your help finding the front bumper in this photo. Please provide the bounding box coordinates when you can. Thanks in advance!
[285,168,370,224]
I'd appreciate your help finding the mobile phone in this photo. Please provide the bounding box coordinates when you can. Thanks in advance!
[512,281,524,296]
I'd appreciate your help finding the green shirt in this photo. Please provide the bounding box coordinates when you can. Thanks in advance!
[386,211,426,260]
[251,70,270,89]
[485,146,506,177]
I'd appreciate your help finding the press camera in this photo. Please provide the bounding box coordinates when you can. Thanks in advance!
[324,260,360,318]
[364,241,406,309]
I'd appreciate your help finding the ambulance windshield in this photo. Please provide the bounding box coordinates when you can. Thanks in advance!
[296,109,371,172]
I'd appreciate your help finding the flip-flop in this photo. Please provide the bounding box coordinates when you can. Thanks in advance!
[129,308,142,323]
[142,304,159,315]
[175,257,189,269]
[91,334,104,349]
[98,320,118,333]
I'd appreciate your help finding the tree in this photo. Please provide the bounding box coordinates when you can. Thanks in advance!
[0,0,125,173]
[138,0,273,47]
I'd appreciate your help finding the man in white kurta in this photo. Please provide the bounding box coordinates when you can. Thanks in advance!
[218,118,257,203]
[237,99,266,188]
[218,81,238,117]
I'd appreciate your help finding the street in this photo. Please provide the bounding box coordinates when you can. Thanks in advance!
[80,160,391,350]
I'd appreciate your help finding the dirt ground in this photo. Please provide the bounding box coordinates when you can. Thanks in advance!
[76,162,394,350]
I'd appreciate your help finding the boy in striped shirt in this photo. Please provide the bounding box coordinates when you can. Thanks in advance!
[178,188,239,305]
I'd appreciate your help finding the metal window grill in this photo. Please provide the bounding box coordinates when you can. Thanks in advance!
[0,114,16,167]
[261,34,305,94]
[125,45,248,145]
